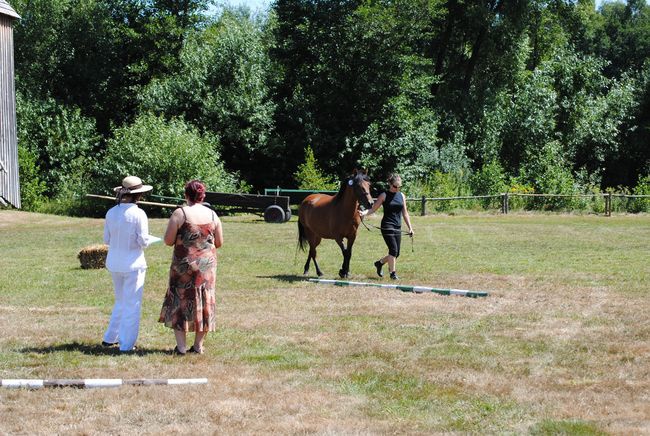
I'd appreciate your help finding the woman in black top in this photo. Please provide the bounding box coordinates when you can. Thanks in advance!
[360,174,414,280]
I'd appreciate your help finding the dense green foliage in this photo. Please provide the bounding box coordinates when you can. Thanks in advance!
[15,91,100,200]
[141,10,276,187]
[7,0,650,214]
[12,0,210,134]
[15,146,46,210]
[92,113,237,198]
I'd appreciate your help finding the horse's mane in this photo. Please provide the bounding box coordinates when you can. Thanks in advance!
[331,171,369,205]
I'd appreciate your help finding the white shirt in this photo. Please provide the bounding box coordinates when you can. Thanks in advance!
[103,203,152,272]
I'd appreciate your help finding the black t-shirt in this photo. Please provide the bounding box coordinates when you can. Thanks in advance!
[381,191,404,229]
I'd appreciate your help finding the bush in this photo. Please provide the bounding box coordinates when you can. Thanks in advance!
[630,175,650,212]
[605,186,630,213]
[92,114,238,200]
[470,160,507,209]
[294,146,338,190]
[408,171,472,213]
[506,181,535,211]
[17,145,47,211]
[576,186,607,214]
[519,141,577,210]
[16,92,99,201]
[33,197,108,218]
[572,170,606,213]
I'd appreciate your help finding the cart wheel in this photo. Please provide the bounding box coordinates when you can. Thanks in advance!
[283,208,292,222]
[264,205,286,223]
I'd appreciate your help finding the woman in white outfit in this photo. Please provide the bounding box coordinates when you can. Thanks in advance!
[102,176,154,352]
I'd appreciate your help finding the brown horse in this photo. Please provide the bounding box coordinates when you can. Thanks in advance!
[298,170,373,278]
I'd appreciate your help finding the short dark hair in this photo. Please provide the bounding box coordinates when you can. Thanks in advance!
[185,180,206,203]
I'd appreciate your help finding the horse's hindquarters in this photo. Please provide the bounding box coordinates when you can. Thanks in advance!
[299,194,337,239]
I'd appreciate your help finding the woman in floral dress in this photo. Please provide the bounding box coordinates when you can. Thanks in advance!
[159,180,223,355]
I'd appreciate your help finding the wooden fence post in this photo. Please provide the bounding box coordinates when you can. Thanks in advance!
[606,193,612,217]
[501,193,509,214]
[421,196,426,216]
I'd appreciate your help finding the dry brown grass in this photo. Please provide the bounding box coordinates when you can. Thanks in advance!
[0,210,648,434]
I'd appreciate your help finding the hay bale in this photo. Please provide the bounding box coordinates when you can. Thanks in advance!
[78,244,109,269]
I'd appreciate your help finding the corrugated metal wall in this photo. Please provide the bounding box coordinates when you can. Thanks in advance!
[0,0,20,19]
[0,13,20,208]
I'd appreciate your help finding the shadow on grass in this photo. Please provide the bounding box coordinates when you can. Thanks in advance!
[20,341,173,356]
[256,274,308,283]
[257,274,383,284]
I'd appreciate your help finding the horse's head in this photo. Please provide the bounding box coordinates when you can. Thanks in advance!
[349,169,373,210]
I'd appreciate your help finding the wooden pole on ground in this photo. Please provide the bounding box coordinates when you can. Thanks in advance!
[85,194,181,209]
[1,378,208,389]
[308,279,489,298]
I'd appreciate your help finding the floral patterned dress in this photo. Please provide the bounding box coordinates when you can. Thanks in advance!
[159,209,217,332]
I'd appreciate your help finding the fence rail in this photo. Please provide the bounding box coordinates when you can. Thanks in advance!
[406,193,650,216]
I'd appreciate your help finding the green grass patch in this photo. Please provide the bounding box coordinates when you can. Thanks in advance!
[215,327,318,371]
[340,368,526,432]
[529,419,608,435]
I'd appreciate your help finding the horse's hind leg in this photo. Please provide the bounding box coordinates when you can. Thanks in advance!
[305,238,323,277]
[312,256,323,277]
[303,255,311,276]
[311,248,324,277]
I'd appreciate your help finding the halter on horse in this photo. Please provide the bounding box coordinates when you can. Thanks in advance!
[298,170,373,278]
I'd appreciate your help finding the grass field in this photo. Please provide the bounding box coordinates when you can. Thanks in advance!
[0,210,648,434]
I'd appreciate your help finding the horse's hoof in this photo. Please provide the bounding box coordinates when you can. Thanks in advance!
[339,270,348,279]
[317,272,324,277]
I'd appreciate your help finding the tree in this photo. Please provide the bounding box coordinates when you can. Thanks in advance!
[271,0,426,179]
[604,63,650,187]
[597,0,650,78]
[12,0,211,134]
[294,146,338,190]
[141,10,276,189]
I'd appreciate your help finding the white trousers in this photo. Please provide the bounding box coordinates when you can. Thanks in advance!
[103,269,146,351]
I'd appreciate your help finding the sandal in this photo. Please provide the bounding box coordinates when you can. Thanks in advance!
[187,345,204,354]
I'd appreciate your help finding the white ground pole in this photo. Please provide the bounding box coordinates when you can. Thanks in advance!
[1,378,208,389]
[308,279,489,298]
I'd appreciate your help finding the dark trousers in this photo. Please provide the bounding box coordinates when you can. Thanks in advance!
[381,227,401,258]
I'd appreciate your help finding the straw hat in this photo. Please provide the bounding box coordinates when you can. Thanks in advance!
[113,176,153,194]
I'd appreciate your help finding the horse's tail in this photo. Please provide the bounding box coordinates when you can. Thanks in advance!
[298,219,308,252]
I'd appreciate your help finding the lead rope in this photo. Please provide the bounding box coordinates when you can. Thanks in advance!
[360,216,414,253]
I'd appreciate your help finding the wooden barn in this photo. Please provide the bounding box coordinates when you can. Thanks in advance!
[0,0,19,208]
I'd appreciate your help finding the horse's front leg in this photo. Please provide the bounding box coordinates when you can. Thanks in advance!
[344,236,355,277]
[336,237,354,278]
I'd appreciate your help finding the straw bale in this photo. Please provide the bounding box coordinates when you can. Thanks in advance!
[77,244,109,269]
